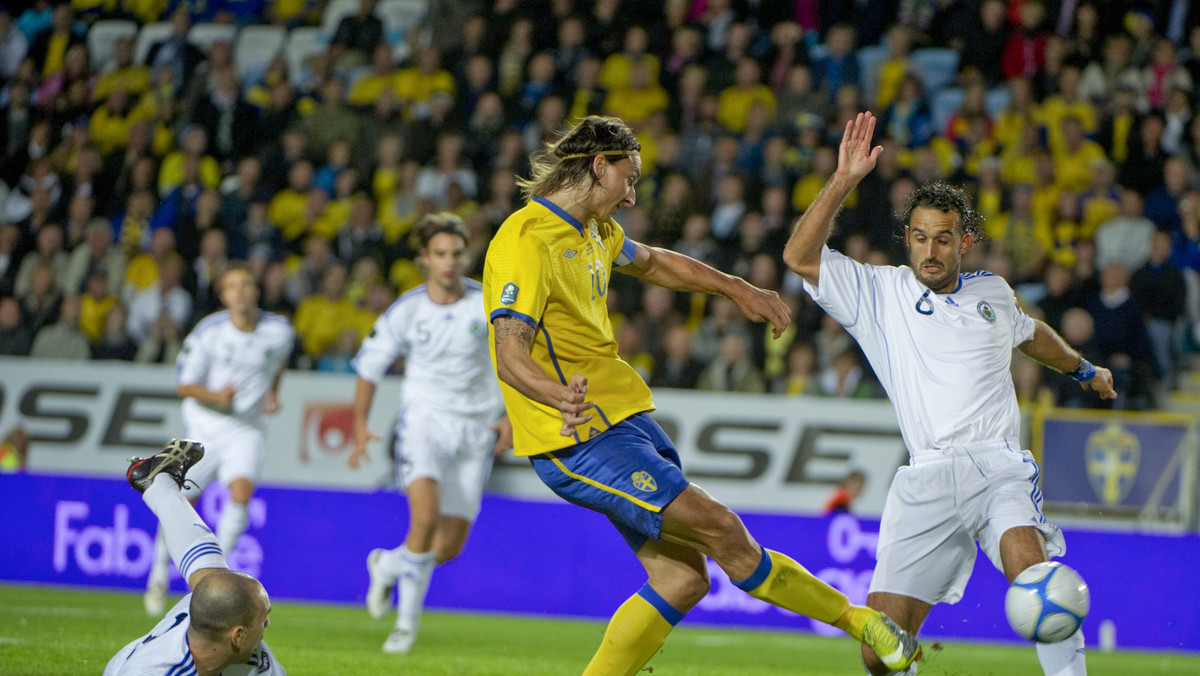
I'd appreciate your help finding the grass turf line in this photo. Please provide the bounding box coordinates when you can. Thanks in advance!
[2,584,1197,675]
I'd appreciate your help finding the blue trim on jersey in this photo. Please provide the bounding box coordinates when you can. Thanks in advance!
[382,284,429,315]
[732,545,773,591]
[490,307,537,328]
[533,197,585,236]
[638,582,685,626]
[593,404,613,427]
[1019,448,1047,524]
[959,270,996,281]
[165,647,194,676]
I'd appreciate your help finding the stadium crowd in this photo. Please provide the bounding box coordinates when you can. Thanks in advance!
[0,0,1196,412]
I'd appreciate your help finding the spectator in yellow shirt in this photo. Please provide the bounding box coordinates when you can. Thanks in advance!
[90,87,146,155]
[603,60,668,126]
[93,36,148,100]
[269,161,315,245]
[293,262,371,360]
[394,46,455,120]
[1041,65,1096,155]
[157,125,220,196]
[717,57,777,133]
[1052,116,1107,192]
[598,24,660,92]
[348,44,399,108]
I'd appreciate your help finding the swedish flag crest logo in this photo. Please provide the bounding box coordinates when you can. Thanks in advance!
[631,471,657,492]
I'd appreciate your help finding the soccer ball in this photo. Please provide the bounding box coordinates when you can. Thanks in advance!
[1004,561,1090,643]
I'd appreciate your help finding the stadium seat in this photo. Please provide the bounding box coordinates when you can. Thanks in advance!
[285,27,327,86]
[378,0,428,45]
[188,23,238,53]
[134,22,173,65]
[856,44,889,106]
[931,87,964,134]
[322,0,361,38]
[234,25,286,80]
[908,47,959,96]
[87,19,138,71]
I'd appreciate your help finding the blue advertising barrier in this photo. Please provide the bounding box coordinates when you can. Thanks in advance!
[3,473,1197,651]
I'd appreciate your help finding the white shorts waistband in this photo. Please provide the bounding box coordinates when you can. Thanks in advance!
[908,437,1022,464]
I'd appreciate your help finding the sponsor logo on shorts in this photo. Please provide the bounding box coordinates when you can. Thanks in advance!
[500,282,518,305]
[631,471,657,492]
[977,300,996,323]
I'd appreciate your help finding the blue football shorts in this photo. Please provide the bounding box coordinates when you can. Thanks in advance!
[530,412,690,551]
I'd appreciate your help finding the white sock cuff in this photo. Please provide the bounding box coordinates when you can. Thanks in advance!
[400,546,435,566]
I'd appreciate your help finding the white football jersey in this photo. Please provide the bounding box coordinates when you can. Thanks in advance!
[104,594,285,676]
[804,246,1035,458]
[353,280,501,416]
[176,310,294,431]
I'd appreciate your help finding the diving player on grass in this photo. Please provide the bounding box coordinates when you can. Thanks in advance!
[484,114,920,675]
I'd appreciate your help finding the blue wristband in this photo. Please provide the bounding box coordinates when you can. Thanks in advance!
[1071,358,1096,383]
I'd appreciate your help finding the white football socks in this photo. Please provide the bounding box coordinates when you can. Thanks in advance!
[395,546,436,634]
[216,501,249,556]
[1037,629,1087,676]
[147,528,171,588]
[142,475,227,580]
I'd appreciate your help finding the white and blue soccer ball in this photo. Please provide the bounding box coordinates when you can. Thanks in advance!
[1004,561,1090,643]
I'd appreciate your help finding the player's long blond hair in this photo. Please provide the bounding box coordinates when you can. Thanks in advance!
[518,116,641,202]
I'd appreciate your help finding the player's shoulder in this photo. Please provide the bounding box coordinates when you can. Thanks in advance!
[382,284,430,317]
[957,269,1014,294]
[189,310,232,337]
[493,201,564,248]
[257,310,294,334]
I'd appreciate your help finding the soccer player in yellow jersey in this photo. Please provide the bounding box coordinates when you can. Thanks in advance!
[483,116,921,675]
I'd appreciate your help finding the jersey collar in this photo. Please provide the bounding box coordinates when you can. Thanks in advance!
[532,197,585,236]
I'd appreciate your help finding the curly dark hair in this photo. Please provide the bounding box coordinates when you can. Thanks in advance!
[898,181,983,241]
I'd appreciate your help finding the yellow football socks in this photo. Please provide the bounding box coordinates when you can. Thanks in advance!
[582,583,682,676]
[736,547,851,626]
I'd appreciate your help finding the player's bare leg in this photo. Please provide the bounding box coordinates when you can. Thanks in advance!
[660,484,920,671]
[217,477,255,557]
[432,516,471,565]
[1000,527,1086,676]
[582,539,708,675]
[863,592,932,675]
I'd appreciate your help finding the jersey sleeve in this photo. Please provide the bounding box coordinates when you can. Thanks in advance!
[485,230,552,329]
[1009,286,1036,344]
[175,329,210,386]
[352,307,408,384]
[801,246,879,329]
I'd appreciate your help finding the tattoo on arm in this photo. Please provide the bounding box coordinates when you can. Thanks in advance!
[494,317,535,352]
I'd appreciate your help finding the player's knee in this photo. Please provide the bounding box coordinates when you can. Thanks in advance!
[702,505,751,559]
[678,569,711,608]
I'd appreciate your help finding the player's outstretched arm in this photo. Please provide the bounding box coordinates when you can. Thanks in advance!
[349,377,380,468]
[782,111,882,286]
[493,316,594,435]
[1018,319,1117,399]
[619,242,791,338]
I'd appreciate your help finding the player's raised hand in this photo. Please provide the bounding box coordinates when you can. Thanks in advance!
[836,112,883,182]
[558,374,595,437]
[492,415,514,455]
[261,390,280,414]
[732,282,792,339]
[349,421,380,469]
[1081,364,1117,400]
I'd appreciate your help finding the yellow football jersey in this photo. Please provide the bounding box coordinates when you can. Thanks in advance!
[484,198,653,457]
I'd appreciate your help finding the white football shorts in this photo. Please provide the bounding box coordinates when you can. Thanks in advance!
[179,421,267,496]
[869,440,1066,605]
[392,404,495,521]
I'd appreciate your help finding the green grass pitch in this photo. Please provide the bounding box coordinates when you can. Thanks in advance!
[2,584,1197,675]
